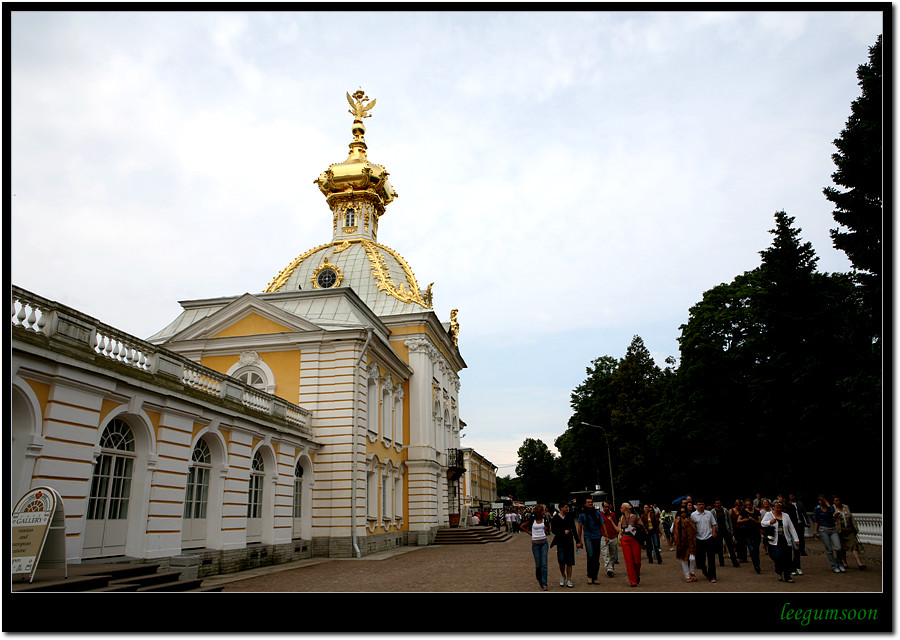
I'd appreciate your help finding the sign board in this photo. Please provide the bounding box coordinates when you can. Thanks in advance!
[12,487,66,583]
[524,501,537,506]
[491,502,504,509]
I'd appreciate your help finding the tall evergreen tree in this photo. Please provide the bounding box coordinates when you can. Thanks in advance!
[609,336,663,499]
[559,356,619,494]
[823,34,883,344]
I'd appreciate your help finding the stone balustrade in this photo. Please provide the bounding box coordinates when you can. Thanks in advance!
[12,285,312,436]
[804,512,883,545]
[854,513,883,545]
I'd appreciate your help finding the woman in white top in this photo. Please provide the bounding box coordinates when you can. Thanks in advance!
[521,504,551,590]
[761,500,800,583]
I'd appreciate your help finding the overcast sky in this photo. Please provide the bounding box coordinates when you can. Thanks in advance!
[11,10,883,477]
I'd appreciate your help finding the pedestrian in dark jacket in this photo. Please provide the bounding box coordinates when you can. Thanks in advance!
[551,501,580,588]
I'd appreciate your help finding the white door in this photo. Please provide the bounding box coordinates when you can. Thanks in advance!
[83,420,135,557]
[292,461,304,539]
[182,440,211,548]
[246,451,264,543]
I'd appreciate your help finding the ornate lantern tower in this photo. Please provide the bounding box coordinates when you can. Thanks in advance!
[314,89,398,244]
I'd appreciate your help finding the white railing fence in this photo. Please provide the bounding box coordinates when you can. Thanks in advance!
[805,512,882,545]
[12,285,312,436]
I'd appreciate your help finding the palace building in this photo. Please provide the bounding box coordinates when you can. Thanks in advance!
[11,90,473,575]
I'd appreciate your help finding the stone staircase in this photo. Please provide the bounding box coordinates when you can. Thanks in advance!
[433,526,512,545]
[12,562,223,593]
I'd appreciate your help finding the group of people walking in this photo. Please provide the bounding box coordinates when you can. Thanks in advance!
[520,499,652,590]
[520,492,868,591]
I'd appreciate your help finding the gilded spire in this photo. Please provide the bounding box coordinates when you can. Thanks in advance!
[314,90,397,244]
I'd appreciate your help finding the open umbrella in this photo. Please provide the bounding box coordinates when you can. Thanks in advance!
[671,494,697,505]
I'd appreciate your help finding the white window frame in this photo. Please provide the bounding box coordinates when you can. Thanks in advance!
[381,376,393,445]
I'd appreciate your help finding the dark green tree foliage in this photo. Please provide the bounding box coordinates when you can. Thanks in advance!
[515,438,559,504]
[559,339,667,503]
[660,212,881,509]
[609,336,664,499]
[660,270,765,499]
[824,34,883,304]
[496,475,523,501]
[557,356,618,493]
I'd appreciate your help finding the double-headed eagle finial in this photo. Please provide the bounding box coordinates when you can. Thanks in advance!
[347,88,376,122]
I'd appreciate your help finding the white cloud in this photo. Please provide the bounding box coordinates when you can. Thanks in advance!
[11,10,882,475]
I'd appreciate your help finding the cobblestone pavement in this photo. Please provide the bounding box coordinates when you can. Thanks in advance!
[211,529,882,594]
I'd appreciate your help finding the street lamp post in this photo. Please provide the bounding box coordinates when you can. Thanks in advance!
[581,422,616,509]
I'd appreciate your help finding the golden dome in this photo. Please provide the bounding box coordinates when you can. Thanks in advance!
[264,90,433,314]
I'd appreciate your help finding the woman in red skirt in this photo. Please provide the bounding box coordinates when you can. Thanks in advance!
[618,503,646,587]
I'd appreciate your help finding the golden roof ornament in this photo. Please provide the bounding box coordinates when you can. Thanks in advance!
[314,88,397,218]
[347,89,376,122]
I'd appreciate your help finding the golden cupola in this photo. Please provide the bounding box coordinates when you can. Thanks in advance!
[264,90,434,316]
[314,89,398,244]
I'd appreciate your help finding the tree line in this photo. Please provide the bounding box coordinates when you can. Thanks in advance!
[503,35,883,513]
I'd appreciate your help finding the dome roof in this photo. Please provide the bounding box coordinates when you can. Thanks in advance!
[265,90,432,315]
[264,239,432,316]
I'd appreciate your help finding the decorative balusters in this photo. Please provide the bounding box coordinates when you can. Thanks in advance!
[284,405,305,427]
[183,364,222,395]
[855,513,883,545]
[13,284,313,436]
[92,328,151,371]
[242,388,270,413]
[12,296,46,333]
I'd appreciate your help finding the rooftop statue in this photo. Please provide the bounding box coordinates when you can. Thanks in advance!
[347,89,376,122]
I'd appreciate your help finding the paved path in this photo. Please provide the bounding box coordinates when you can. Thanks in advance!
[210,529,882,593]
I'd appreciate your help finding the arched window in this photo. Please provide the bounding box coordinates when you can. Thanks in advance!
[88,419,135,520]
[235,367,266,390]
[246,450,265,543]
[247,451,264,519]
[182,439,211,548]
[184,439,211,519]
[293,462,303,519]
[85,418,136,557]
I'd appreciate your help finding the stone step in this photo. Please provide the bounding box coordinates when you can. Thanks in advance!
[109,570,185,589]
[13,574,115,592]
[137,577,204,592]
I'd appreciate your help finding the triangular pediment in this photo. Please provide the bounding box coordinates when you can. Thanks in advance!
[166,294,322,342]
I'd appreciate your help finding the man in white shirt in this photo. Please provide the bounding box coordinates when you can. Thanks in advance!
[691,500,718,583]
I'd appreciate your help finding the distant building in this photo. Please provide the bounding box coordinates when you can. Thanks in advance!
[11,91,493,574]
[462,448,498,511]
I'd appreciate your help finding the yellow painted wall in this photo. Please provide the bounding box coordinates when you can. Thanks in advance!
[212,313,293,338]
[200,350,302,403]
[261,351,302,403]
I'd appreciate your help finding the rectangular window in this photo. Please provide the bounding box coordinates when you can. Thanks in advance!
[247,474,263,519]
[293,479,303,518]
